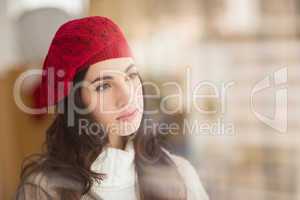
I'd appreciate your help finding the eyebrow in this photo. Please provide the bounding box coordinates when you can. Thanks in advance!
[90,63,136,84]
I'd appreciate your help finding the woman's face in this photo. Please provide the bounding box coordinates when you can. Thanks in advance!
[81,57,143,137]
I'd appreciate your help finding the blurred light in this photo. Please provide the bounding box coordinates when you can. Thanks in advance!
[132,16,202,75]
[7,0,88,18]
[218,0,259,35]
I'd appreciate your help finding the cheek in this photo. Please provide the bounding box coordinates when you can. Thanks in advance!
[81,88,92,108]
[134,83,144,111]
[90,92,117,125]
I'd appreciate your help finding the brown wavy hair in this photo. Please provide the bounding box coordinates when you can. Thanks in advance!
[16,67,187,200]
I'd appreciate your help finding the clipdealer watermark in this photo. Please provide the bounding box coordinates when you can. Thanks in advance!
[251,67,288,133]
[77,117,235,137]
[143,118,235,136]
[13,66,288,135]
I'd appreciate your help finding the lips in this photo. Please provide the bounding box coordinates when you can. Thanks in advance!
[116,108,138,121]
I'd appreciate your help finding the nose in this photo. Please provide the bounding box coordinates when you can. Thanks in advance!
[115,78,132,109]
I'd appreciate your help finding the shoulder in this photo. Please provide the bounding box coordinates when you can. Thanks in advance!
[16,171,58,199]
[16,170,84,199]
[162,148,210,200]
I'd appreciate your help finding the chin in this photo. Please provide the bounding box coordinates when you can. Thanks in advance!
[118,127,139,136]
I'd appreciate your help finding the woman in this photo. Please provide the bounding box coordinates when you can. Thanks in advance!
[16,16,209,200]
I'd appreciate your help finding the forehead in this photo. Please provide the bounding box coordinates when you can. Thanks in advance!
[85,57,135,80]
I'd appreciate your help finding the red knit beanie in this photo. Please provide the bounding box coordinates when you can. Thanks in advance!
[32,16,133,113]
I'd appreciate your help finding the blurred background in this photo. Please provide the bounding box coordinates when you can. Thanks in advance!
[0,0,300,199]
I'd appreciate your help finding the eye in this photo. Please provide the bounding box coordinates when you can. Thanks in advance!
[127,72,139,80]
[95,83,111,92]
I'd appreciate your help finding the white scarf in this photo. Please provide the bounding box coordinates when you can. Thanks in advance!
[90,136,138,199]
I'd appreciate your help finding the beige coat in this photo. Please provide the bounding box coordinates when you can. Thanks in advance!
[15,148,209,200]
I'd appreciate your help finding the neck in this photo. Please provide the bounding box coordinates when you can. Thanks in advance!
[107,134,127,150]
